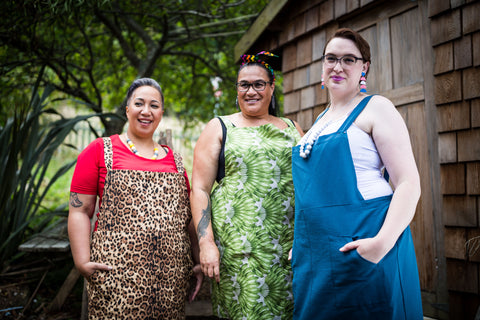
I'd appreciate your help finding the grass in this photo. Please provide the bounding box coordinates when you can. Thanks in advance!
[40,149,77,213]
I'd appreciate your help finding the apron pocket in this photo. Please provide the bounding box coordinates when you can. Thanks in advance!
[329,235,389,308]
[87,268,118,314]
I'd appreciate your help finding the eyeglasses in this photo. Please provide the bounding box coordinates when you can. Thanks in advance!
[236,80,272,92]
[321,54,364,68]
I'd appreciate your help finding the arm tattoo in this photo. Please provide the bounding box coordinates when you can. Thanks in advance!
[197,193,211,240]
[70,192,83,208]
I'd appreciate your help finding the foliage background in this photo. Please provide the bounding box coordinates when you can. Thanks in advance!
[0,0,271,133]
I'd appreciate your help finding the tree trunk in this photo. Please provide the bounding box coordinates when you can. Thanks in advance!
[102,105,127,137]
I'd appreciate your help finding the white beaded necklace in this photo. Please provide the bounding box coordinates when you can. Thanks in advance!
[299,92,360,159]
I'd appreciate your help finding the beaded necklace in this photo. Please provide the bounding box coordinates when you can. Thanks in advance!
[125,134,159,160]
[299,92,360,159]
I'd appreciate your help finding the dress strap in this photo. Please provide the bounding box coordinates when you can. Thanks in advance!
[280,117,296,127]
[337,95,374,133]
[102,137,113,171]
[218,115,236,128]
[216,116,228,183]
[173,152,186,175]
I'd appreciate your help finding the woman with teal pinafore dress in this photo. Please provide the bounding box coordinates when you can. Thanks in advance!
[191,52,303,320]
[291,29,423,319]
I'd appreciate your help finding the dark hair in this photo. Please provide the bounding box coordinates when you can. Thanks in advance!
[237,63,277,116]
[126,78,164,108]
[323,28,371,76]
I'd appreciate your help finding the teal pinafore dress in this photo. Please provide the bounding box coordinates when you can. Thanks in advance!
[291,96,423,319]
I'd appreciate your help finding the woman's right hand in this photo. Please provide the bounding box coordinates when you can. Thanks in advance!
[200,241,220,283]
[77,261,113,279]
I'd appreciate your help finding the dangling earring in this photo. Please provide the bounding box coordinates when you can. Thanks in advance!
[270,95,277,116]
[235,97,239,111]
[321,75,325,89]
[360,72,367,93]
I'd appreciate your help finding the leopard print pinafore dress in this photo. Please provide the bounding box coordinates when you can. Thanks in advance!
[87,138,193,319]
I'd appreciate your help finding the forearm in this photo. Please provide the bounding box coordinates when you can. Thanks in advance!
[68,210,93,269]
[191,189,215,245]
[191,187,221,281]
[375,180,421,250]
[188,220,200,264]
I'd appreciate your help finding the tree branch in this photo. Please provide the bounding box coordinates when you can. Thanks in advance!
[74,15,103,111]
[163,50,223,77]
[114,3,156,51]
[169,13,257,35]
[94,8,141,69]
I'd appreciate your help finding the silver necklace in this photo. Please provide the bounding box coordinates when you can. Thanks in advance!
[299,92,360,159]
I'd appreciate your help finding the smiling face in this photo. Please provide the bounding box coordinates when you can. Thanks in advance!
[323,37,369,95]
[236,65,274,117]
[126,85,164,138]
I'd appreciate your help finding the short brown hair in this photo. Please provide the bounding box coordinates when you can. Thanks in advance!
[323,28,371,74]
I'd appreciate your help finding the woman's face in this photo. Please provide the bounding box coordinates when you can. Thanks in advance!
[126,85,164,137]
[323,37,369,94]
[237,65,274,116]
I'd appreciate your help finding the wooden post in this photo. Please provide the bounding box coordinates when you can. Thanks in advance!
[158,129,172,147]
[81,279,88,320]
[47,267,81,312]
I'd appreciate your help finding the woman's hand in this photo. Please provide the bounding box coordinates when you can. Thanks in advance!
[189,264,204,302]
[200,241,220,283]
[76,261,112,279]
[339,237,392,264]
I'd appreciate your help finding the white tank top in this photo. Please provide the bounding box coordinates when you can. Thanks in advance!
[318,116,393,200]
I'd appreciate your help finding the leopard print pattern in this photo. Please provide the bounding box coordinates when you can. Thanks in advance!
[173,152,185,175]
[102,137,113,170]
[87,138,193,319]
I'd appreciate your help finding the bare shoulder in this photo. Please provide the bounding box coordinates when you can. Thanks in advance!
[367,95,396,114]
[200,117,223,138]
[205,116,223,129]
[291,119,305,136]
[356,95,400,132]
[195,116,226,154]
[273,116,291,130]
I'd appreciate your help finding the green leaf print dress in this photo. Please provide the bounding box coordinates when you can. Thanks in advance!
[211,116,301,320]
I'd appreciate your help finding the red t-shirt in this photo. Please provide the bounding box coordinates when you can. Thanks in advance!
[70,134,190,213]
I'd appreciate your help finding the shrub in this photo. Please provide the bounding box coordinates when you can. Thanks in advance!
[0,70,105,267]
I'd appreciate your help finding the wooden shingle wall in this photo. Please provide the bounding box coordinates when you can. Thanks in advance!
[432,0,480,318]
[279,0,336,128]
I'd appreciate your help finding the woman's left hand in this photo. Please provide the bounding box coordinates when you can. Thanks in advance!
[339,237,391,264]
[189,264,204,302]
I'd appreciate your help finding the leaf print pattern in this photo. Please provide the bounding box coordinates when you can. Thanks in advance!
[211,117,301,320]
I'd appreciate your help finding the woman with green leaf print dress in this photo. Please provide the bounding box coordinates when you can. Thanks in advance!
[191,52,303,320]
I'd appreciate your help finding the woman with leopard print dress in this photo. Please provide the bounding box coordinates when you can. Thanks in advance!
[68,78,203,319]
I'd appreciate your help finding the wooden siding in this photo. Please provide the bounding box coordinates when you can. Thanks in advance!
[432,0,480,318]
